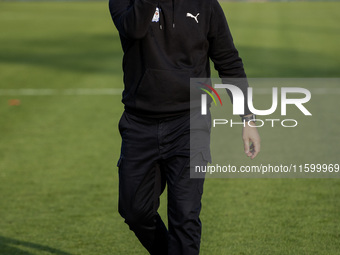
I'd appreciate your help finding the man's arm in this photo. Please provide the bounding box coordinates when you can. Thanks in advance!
[109,0,158,39]
[208,0,260,159]
[207,0,246,77]
[208,0,251,115]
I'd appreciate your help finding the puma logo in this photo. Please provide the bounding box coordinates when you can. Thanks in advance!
[186,13,200,23]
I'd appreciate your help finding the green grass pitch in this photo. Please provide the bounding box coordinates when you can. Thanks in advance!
[0,1,339,254]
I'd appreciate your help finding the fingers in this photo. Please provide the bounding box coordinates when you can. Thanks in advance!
[244,138,261,159]
[250,139,260,159]
[243,126,261,159]
[243,138,253,158]
[243,137,250,156]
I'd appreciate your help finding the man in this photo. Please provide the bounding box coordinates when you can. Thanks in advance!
[109,0,260,254]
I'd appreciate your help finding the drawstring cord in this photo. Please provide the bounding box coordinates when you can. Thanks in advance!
[158,3,163,30]
[158,1,175,30]
[172,0,175,28]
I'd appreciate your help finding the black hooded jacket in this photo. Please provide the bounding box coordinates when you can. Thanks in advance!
[109,0,250,117]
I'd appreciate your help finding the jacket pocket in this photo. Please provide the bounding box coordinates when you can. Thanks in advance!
[135,69,191,113]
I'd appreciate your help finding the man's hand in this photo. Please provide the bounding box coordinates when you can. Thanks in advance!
[242,121,261,159]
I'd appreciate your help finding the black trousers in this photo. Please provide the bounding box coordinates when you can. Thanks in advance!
[117,110,211,255]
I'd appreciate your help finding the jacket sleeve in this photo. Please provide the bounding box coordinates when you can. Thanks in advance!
[109,0,158,39]
[208,0,251,116]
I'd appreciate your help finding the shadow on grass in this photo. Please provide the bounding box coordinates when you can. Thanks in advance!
[0,236,73,255]
[1,32,339,77]
[238,45,340,77]
[0,33,124,75]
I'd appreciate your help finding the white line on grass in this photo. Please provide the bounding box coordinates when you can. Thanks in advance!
[0,88,123,96]
[0,88,339,96]
[253,88,340,95]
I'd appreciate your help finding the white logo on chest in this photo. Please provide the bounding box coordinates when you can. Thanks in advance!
[186,13,200,23]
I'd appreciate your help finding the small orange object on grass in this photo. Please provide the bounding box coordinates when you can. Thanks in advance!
[8,99,21,106]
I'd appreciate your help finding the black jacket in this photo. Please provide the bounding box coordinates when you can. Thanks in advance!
[109,0,250,117]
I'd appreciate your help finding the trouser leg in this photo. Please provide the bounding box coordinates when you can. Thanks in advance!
[117,112,168,255]
[164,153,207,255]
